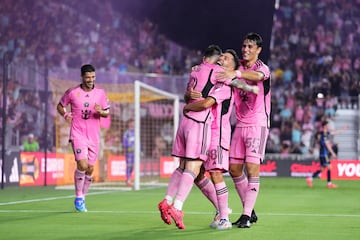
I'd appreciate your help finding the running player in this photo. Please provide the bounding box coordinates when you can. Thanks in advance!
[306,120,338,188]
[56,64,110,212]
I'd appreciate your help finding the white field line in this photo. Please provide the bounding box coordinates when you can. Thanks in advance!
[0,209,359,218]
[0,192,359,218]
[0,190,115,206]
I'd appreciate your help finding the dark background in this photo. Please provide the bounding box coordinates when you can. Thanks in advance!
[112,0,276,62]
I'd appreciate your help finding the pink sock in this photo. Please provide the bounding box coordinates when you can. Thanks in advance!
[165,168,183,202]
[243,177,260,217]
[215,181,229,220]
[232,174,248,206]
[82,175,92,197]
[174,170,196,209]
[195,177,218,210]
[74,169,85,197]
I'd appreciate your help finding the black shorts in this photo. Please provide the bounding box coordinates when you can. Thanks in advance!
[319,156,330,167]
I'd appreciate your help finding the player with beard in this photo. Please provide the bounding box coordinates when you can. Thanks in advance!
[57,64,110,212]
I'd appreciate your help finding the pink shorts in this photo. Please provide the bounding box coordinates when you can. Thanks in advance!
[229,126,269,165]
[172,117,211,161]
[71,139,99,165]
[204,146,229,172]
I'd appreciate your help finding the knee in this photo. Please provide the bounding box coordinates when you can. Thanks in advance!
[229,164,243,178]
[86,165,94,175]
[77,161,88,172]
[246,168,260,178]
[194,167,206,183]
[229,168,236,177]
[210,172,223,183]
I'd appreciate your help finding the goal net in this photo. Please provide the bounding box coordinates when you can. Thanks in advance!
[133,81,179,190]
[51,78,179,191]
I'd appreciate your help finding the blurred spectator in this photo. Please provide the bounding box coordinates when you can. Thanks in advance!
[152,135,166,160]
[0,0,359,156]
[268,0,359,154]
[22,133,39,152]
[0,0,201,75]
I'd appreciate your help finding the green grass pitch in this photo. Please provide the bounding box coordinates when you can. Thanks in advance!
[0,177,359,240]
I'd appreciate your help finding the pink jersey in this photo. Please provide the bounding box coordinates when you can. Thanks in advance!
[185,61,224,122]
[234,59,271,127]
[60,84,110,143]
[203,83,234,171]
[208,83,234,150]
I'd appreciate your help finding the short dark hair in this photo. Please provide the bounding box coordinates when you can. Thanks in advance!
[321,120,329,127]
[244,32,263,48]
[224,49,240,70]
[81,64,95,76]
[203,44,222,58]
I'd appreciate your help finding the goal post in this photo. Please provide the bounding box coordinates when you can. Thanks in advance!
[51,76,180,190]
[134,80,179,190]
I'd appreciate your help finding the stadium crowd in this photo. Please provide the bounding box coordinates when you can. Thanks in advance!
[0,0,359,156]
[266,0,360,155]
[0,0,201,75]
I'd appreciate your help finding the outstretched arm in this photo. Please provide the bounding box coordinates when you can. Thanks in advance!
[216,69,265,82]
[330,125,349,135]
[229,79,259,94]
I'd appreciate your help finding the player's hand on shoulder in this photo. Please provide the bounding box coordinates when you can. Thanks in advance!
[216,69,236,81]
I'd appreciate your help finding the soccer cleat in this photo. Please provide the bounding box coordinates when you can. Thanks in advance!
[250,209,258,223]
[237,214,251,228]
[210,208,232,228]
[306,177,313,188]
[126,180,133,187]
[158,199,172,225]
[232,215,241,225]
[327,182,338,188]
[209,211,220,228]
[168,205,185,229]
[74,197,87,212]
[216,219,232,230]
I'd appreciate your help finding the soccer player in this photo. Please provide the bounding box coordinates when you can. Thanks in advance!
[217,32,271,228]
[123,118,135,186]
[182,49,240,230]
[56,64,110,212]
[158,45,258,230]
[306,120,338,188]
[185,51,259,230]
[157,44,223,230]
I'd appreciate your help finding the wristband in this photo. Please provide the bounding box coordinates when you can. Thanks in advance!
[63,112,72,119]
[235,70,242,79]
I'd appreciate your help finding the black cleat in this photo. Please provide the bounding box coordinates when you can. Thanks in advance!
[250,209,258,223]
[237,214,251,228]
[232,215,242,226]
[232,209,257,226]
